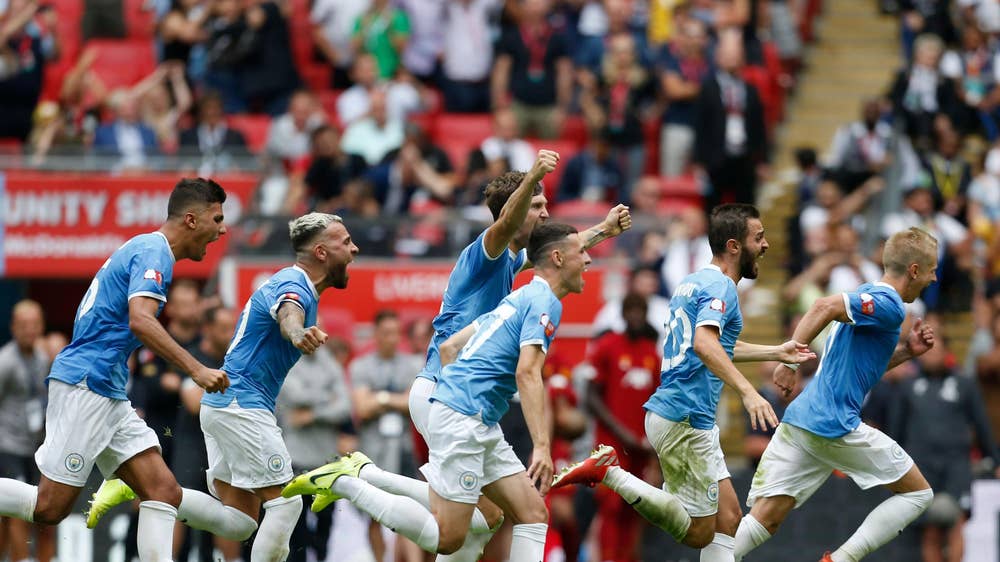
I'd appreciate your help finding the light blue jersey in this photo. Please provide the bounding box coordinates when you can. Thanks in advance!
[203,266,319,412]
[783,282,906,438]
[49,232,174,400]
[418,230,528,382]
[644,264,742,430]
[431,277,561,426]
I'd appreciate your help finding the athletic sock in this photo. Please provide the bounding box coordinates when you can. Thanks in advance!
[0,479,37,521]
[251,496,302,562]
[734,514,771,560]
[602,466,691,541]
[832,489,933,562]
[137,500,177,562]
[437,516,502,562]
[700,532,735,562]
[332,476,440,552]
[178,488,258,541]
[508,523,547,562]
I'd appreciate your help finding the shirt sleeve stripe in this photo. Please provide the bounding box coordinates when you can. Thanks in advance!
[269,298,306,321]
[842,293,855,324]
[696,320,721,329]
[128,291,167,303]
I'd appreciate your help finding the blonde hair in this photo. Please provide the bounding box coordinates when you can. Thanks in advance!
[883,227,938,275]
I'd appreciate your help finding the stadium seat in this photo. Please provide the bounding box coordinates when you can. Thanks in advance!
[300,65,331,93]
[124,0,155,39]
[430,113,493,147]
[560,114,589,144]
[86,38,156,90]
[643,116,661,174]
[742,65,778,131]
[227,114,272,153]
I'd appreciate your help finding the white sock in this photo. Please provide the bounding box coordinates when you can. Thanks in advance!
[700,533,735,562]
[137,500,177,562]
[251,496,302,562]
[179,488,258,541]
[333,476,440,552]
[734,515,771,560]
[359,464,494,535]
[0,479,37,521]
[603,465,691,541]
[437,517,502,562]
[832,489,933,562]
[508,523,547,562]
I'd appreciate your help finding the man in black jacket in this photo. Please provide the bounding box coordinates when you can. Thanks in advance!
[693,28,767,211]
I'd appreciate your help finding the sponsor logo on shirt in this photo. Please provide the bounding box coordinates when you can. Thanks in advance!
[143,269,163,286]
[709,298,725,313]
[860,293,875,315]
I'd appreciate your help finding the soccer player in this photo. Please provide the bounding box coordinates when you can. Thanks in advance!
[299,149,631,561]
[734,227,939,562]
[283,222,592,561]
[89,213,359,561]
[552,204,815,562]
[0,178,229,562]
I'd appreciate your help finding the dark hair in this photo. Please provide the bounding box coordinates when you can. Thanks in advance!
[621,292,648,313]
[167,178,226,219]
[169,278,200,297]
[708,204,760,255]
[310,124,338,144]
[483,172,544,221]
[373,309,398,326]
[528,222,578,265]
[794,147,817,169]
[203,305,229,326]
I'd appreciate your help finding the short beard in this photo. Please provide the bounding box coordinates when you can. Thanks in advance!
[739,248,758,279]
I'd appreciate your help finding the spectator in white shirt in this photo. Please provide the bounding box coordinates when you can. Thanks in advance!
[441,0,502,112]
[397,0,444,82]
[336,54,422,126]
[310,0,371,88]
[480,107,536,174]
[340,88,405,165]
[265,89,326,163]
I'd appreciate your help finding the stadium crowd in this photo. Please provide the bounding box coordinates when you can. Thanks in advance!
[0,0,999,560]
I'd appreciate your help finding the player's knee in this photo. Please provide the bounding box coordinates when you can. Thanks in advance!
[478,500,505,529]
[226,507,259,541]
[436,529,467,555]
[716,503,742,536]
[904,487,935,513]
[145,480,183,507]
[511,500,547,526]
[682,520,715,549]
[33,496,72,525]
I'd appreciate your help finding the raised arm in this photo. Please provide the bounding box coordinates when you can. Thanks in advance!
[483,150,559,258]
[693,325,778,431]
[276,302,327,354]
[772,294,850,395]
[129,297,229,393]
[516,344,553,495]
[578,204,632,251]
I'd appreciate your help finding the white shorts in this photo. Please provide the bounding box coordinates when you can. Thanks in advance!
[408,377,435,439]
[747,422,914,508]
[420,402,524,504]
[35,380,160,487]
[646,412,731,518]
[201,401,294,494]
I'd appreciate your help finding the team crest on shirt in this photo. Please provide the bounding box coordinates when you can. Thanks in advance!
[143,269,163,286]
[459,471,479,491]
[709,299,725,313]
[64,453,84,473]
[707,482,719,502]
[860,293,875,315]
[539,313,556,337]
[268,455,285,472]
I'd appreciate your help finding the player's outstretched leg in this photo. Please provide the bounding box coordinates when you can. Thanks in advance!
[826,469,932,562]
[553,445,691,543]
[283,455,442,553]
[88,479,258,542]
[0,479,39,523]
[251,495,301,562]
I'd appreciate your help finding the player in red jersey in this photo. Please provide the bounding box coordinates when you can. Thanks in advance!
[581,293,661,562]
[544,343,586,562]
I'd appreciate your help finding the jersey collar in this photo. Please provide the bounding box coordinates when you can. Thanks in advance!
[152,231,176,263]
[873,281,900,296]
[703,264,722,273]
[292,265,320,299]
[532,275,553,292]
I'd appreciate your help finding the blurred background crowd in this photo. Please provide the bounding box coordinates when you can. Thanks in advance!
[1,0,1000,559]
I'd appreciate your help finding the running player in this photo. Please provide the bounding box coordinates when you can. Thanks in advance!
[89,213,359,561]
[282,222,591,560]
[552,204,815,562]
[297,149,631,561]
[734,227,938,562]
[0,178,229,562]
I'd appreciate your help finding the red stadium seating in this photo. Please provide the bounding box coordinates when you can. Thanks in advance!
[124,0,156,39]
[431,113,493,147]
[227,114,272,153]
[658,174,703,209]
[85,38,156,90]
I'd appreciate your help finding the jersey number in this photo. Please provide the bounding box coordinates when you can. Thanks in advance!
[460,304,517,360]
[662,308,693,369]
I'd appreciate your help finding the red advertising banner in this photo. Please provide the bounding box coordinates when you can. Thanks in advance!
[1,172,258,278]
[223,259,611,347]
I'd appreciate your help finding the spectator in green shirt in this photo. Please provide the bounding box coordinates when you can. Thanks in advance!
[351,0,410,80]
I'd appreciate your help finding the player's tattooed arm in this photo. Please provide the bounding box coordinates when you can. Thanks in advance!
[579,204,632,251]
[440,323,477,367]
[516,344,555,495]
[129,296,230,393]
[277,302,327,354]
